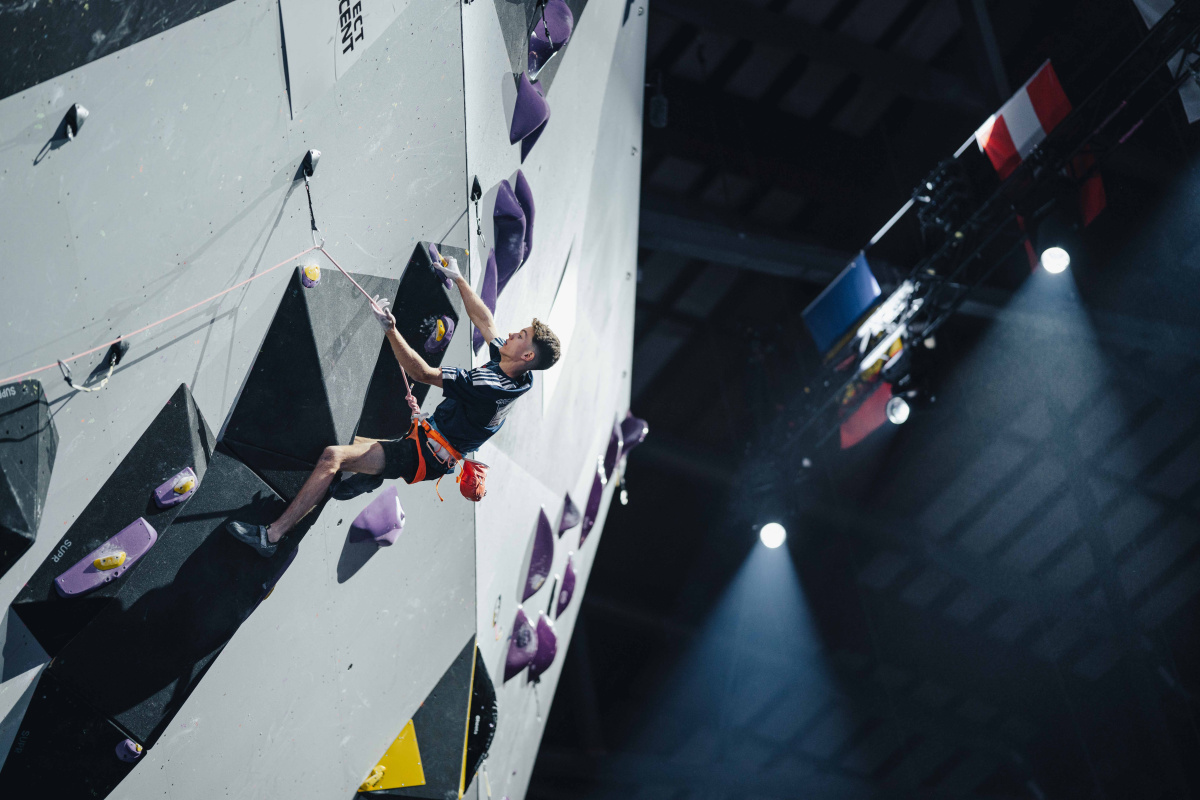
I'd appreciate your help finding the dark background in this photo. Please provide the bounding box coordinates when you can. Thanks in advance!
[530,0,1200,797]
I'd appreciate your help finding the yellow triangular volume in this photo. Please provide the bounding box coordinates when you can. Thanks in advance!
[363,719,426,793]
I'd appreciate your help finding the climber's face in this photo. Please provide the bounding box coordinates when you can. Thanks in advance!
[499,325,536,366]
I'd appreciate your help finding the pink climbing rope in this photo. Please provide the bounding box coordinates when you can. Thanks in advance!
[0,246,320,386]
[318,246,422,418]
[2,237,420,421]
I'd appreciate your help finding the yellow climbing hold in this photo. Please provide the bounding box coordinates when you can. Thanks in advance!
[435,319,447,342]
[94,552,127,571]
[174,476,196,495]
[360,719,425,792]
[359,765,385,791]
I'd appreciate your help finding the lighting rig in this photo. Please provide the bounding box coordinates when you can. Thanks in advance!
[780,0,1200,472]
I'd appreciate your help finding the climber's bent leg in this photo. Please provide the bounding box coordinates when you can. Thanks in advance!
[226,441,385,557]
[269,442,386,540]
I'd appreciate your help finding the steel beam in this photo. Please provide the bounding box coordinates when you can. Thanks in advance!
[654,0,987,113]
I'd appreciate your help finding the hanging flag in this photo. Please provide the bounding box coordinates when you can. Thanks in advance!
[839,383,894,450]
[976,60,1106,226]
[1133,0,1200,123]
[802,252,881,357]
[975,61,1072,179]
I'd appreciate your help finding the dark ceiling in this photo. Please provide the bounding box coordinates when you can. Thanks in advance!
[530,0,1200,798]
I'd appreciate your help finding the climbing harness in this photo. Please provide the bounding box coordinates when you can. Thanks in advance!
[403,417,460,483]
[399,416,488,502]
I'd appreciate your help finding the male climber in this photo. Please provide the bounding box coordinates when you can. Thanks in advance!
[226,256,561,557]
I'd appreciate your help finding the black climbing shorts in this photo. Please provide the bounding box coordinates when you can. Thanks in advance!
[378,428,454,483]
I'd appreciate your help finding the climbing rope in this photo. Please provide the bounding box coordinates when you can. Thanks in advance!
[316,246,421,418]
[0,245,319,387]
[294,165,423,418]
[6,173,423,427]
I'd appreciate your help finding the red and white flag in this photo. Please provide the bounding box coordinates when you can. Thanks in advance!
[975,60,1072,180]
[976,60,1106,226]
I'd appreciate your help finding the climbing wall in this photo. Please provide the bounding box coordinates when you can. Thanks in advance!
[460,1,645,797]
[0,0,644,796]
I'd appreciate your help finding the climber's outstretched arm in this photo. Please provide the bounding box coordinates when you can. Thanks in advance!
[371,296,442,387]
[452,275,500,344]
[435,257,500,344]
[385,327,442,386]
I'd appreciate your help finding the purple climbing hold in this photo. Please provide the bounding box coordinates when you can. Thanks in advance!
[619,412,649,457]
[54,518,158,598]
[528,0,575,80]
[153,466,197,509]
[510,73,549,161]
[558,492,581,537]
[527,612,558,682]
[522,508,555,601]
[473,249,499,354]
[504,606,538,682]
[424,315,456,354]
[115,738,143,763]
[580,471,603,547]
[602,421,623,482]
[429,243,454,290]
[513,170,535,267]
[350,486,405,546]
[494,179,527,296]
[555,554,576,618]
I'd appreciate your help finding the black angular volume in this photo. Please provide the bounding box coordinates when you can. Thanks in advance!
[357,243,463,440]
[0,379,57,579]
[49,448,298,746]
[0,669,137,797]
[11,384,210,655]
[464,646,498,786]
[369,637,476,798]
[224,266,398,496]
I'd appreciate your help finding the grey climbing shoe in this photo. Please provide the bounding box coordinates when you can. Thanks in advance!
[330,472,385,501]
[225,520,277,558]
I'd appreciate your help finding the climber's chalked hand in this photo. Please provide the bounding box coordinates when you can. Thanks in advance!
[370,295,396,332]
[433,255,463,284]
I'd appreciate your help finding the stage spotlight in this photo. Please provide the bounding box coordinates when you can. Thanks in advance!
[886,395,911,425]
[1033,201,1079,275]
[759,523,786,549]
[1040,246,1070,274]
